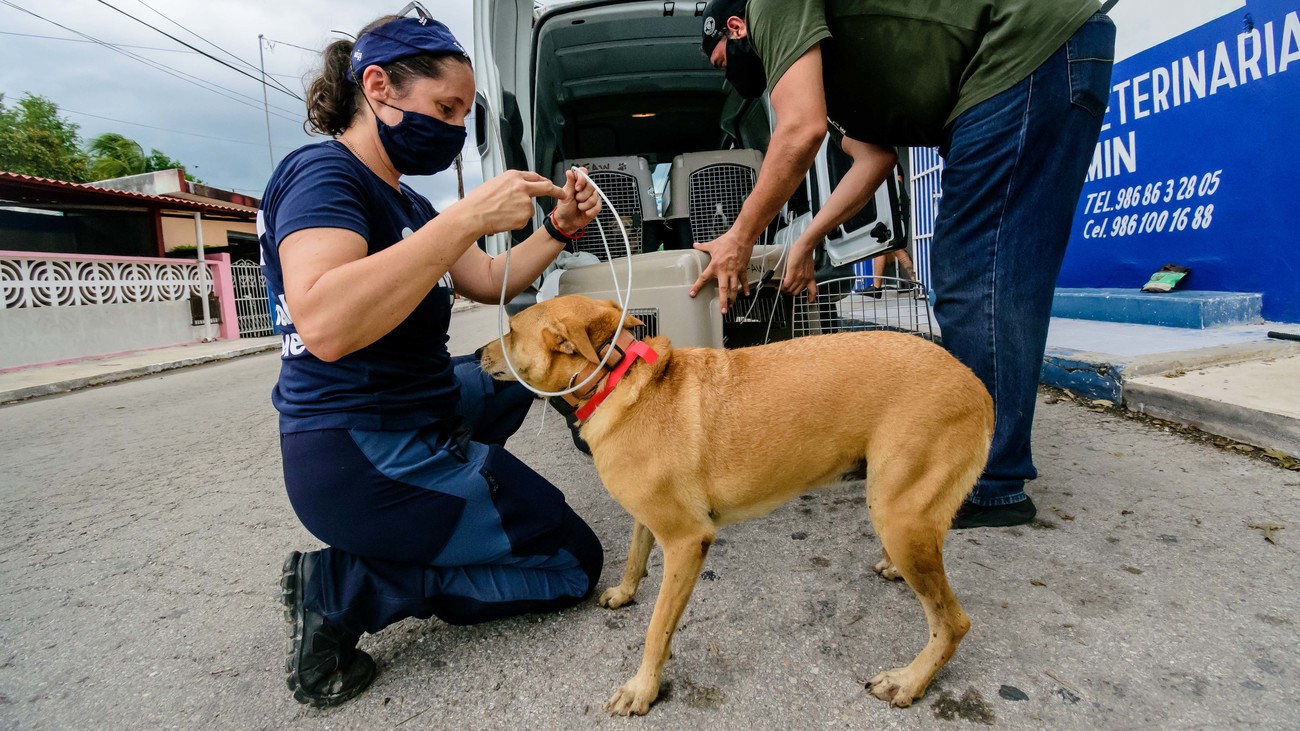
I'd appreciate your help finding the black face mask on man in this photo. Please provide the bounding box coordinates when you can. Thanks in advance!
[724,36,768,99]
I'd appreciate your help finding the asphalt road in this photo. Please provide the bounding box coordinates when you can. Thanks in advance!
[2,306,1298,730]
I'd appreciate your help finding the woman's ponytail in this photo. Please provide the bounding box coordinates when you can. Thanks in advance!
[304,38,358,137]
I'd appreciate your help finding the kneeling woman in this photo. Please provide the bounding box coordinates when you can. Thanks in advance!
[259,10,604,706]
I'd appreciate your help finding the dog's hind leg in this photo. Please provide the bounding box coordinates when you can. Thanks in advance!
[599,520,656,609]
[605,522,714,716]
[863,463,972,708]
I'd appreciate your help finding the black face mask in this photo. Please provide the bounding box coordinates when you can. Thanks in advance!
[724,36,767,99]
[374,101,466,177]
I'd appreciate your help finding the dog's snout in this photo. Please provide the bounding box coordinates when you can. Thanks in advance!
[474,345,486,361]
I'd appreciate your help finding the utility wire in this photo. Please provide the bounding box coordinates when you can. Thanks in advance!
[0,31,305,80]
[60,108,268,147]
[260,37,319,53]
[0,29,188,52]
[129,0,305,98]
[131,0,258,69]
[94,0,303,101]
[0,1,302,122]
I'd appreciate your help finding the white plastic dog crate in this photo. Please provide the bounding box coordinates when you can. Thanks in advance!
[663,149,764,245]
[548,244,786,349]
[555,156,660,261]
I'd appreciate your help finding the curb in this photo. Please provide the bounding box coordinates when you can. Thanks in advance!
[0,342,280,405]
[1125,376,1300,456]
[1040,339,1300,403]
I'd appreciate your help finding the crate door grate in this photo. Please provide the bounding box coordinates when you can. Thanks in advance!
[576,171,642,260]
[688,164,757,242]
[792,276,935,342]
[628,307,658,340]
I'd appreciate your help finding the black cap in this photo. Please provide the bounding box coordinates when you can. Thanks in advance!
[701,0,747,56]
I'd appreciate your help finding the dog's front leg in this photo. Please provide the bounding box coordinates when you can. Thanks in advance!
[605,532,713,716]
[599,520,655,609]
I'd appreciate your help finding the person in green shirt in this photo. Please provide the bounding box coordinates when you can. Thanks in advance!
[689,0,1115,528]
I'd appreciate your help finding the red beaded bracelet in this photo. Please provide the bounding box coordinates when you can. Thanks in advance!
[545,209,585,242]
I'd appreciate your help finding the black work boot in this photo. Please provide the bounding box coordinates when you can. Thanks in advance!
[280,551,376,707]
[951,496,1037,529]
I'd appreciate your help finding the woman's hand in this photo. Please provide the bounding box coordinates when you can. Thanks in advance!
[779,241,818,303]
[552,167,602,235]
[457,170,566,238]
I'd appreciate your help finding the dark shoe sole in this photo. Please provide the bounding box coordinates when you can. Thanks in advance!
[281,551,375,708]
[951,497,1037,529]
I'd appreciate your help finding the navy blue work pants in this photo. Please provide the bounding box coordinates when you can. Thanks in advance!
[281,355,603,635]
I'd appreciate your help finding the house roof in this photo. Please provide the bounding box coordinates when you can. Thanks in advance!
[0,171,257,220]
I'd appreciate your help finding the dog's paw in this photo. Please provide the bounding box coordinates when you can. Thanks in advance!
[873,558,903,581]
[598,584,637,609]
[866,667,925,708]
[605,677,658,716]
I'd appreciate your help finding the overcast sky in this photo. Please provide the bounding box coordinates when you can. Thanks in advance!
[0,0,483,209]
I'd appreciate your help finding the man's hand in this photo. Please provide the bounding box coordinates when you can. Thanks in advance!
[779,243,817,303]
[689,45,827,315]
[689,229,754,314]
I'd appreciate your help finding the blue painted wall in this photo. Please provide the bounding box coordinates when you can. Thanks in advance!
[1062,0,1300,323]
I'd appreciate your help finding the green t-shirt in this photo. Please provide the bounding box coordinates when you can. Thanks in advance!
[747,0,1101,147]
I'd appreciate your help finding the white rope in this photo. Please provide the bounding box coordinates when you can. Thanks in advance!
[497,167,635,397]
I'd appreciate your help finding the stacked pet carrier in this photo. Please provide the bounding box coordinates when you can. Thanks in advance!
[661,149,764,250]
[555,156,660,260]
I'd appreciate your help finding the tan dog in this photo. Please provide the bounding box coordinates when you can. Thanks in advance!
[479,295,992,716]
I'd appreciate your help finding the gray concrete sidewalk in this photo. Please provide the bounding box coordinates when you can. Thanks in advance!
[0,337,280,404]
[0,299,481,406]
[1,304,1298,730]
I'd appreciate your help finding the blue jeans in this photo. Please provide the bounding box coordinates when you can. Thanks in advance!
[281,355,603,635]
[931,14,1115,506]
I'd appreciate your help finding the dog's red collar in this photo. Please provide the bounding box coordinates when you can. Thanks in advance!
[565,332,658,423]
[560,330,637,410]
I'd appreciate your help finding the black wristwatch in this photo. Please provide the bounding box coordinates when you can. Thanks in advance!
[543,210,584,243]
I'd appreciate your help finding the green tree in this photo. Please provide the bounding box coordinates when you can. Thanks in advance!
[87,132,147,179]
[0,92,90,182]
[2,93,203,185]
[87,133,203,183]
[145,148,203,184]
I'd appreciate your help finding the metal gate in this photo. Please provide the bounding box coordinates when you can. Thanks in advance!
[232,259,274,338]
[908,147,944,289]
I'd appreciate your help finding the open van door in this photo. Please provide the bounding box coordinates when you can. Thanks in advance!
[471,0,535,255]
[810,136,906,267]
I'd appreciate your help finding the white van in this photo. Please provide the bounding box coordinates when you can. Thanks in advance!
[471,0,907,348]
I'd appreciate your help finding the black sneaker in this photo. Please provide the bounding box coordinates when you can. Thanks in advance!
[952,496,1037,529]
[281,551,376,707]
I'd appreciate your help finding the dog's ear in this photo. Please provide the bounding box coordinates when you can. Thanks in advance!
[602,300,645,331]
[544,321,603,364]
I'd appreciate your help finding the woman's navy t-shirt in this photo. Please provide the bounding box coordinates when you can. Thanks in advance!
[258,140,458,433]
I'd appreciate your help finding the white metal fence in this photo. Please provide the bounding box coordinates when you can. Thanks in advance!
[231,259,273,338]
[0,251,226,369]
[908,147,944,289]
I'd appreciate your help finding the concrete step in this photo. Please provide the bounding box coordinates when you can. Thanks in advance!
[1125,356,1300,456]
[1052,288,1263,329]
